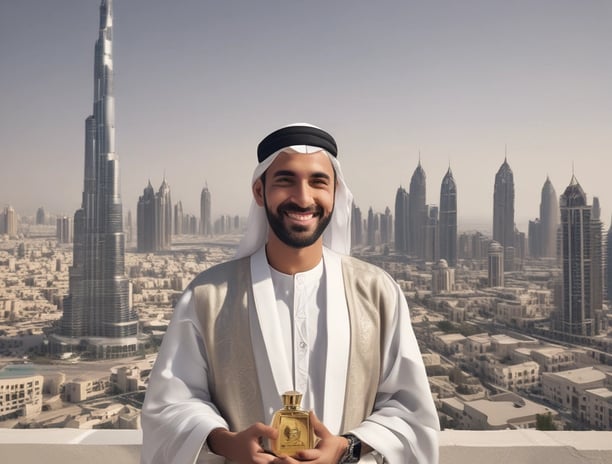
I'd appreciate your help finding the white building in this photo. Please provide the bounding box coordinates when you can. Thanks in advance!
[0,374,43,420]
[542,367,606,421]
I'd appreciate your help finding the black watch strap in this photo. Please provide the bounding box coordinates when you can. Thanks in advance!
[339,433,361,463]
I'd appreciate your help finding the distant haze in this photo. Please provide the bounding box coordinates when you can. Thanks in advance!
[1,0,610,235]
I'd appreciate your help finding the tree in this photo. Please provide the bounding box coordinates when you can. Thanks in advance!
[536,412,556,430]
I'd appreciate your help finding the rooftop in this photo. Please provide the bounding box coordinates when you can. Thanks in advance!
[546,367,606,384]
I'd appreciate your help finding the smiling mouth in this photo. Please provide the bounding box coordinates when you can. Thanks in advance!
[285,211,317,221]
[280,203,321,222]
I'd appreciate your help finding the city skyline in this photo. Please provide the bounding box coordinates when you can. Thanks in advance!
[1,0,611,234]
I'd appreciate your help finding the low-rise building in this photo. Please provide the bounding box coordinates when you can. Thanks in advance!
[0,374,43,420]
[585,387,612,430]
[541,367,608,411]
[433,332,466,356]
[64,378,109,403]
[488,360,539,391]
[461,393,555,430]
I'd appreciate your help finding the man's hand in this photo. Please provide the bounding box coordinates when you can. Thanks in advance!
[207,423,279,464]
[272,411,348,463]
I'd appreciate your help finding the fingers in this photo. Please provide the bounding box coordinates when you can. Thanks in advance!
[309,410,331,439]
[251,422,279,440]
[292,448,322,461]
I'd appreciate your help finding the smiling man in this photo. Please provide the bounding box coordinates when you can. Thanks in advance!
[140,124,440,464]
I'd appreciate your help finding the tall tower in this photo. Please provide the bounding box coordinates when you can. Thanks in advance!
[52,1,138,358]
[394,186,409,253]
[488,241,504,287]
[558,176,602,337]
[606,217,612,303]
[156,177,172,250]
[137,179,172,252]
[56,216,73,244]
[408,160,426,258]
[174,201,184,236]
[137,181,156,252]
[36,207,46,225]
[439,167,457,267]
[126,210,133,245]
[591,197,603,317]
[200,184,212,236]
[540,176,559,258]
[351,203,363,247]
[367,207,377,247]
[381,206,392,245]
[2,206,17,237]
[493,157,515,271]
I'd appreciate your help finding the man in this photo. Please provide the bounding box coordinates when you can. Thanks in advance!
[140,124,439,464]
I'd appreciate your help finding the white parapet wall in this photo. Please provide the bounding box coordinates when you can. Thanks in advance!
[1,429,612,463]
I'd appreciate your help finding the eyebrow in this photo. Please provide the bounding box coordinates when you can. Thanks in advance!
[272,170,331,180]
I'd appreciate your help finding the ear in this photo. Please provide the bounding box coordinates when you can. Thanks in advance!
[253,178,265,207]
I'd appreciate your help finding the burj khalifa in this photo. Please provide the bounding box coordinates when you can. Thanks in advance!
[51,0,139,358]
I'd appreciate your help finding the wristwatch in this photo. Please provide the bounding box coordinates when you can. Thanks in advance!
[338,433,361,463]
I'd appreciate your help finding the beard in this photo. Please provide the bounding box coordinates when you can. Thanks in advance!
[264,199,333,249]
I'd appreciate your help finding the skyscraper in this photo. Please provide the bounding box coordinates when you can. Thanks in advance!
[528,219,541,257]
[351,203,363,247]
[126,210,133,245]
[394,186,409,253]
[1,206,17,237]
[367,207,377,247]
[51,0,138,358]
[200,184,212,236]
[540,176,559,258]
[156,177,172,250]
[488,241,504,287]
[380,207,392,245]
[174,201,184,236]
[36,207,46,225]
[137,181,156,252]
[137,178,172,252]
[439,167,457,267]
[56,216,73,244]
[409,161,426,258]
[493,157,515,271]
[424,205,439,262]
[606,218,612,303]
[557,176,603,337]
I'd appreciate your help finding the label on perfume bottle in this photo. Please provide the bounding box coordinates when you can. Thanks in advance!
[276,414,311,454]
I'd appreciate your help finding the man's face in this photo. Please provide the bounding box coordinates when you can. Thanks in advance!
[253,149,336,249]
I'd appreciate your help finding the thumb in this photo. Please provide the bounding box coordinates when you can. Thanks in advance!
[309,410,332,439]
[252,422,279,440]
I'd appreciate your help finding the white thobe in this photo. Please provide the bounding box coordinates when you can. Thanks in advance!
[140,246,439,464]
[269,258,326,415]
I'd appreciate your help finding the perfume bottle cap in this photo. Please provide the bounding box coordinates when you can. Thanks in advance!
[282,390,303,408]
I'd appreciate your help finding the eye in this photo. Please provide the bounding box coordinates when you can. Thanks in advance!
[274,176,293,185]
[311,178,330,187]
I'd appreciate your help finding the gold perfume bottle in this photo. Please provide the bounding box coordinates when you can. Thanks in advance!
[270,390,314,457]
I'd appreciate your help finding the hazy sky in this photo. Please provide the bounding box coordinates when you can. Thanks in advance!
[1,0,611,234]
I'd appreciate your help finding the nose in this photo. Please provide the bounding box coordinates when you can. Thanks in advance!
[290,180,315,208]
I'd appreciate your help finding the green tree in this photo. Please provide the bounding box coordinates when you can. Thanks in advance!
[535,412,556,430]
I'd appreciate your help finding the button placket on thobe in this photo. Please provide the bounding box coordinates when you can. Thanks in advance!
[293,273,310,395]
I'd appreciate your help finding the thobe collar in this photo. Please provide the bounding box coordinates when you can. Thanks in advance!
[249,245,350,434]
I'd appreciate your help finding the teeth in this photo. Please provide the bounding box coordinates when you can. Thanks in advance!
[287,212,314,221]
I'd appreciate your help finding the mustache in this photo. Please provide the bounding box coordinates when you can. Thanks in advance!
[278,203,322,216]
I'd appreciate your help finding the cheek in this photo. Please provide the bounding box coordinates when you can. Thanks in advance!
[320,191,335,211]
